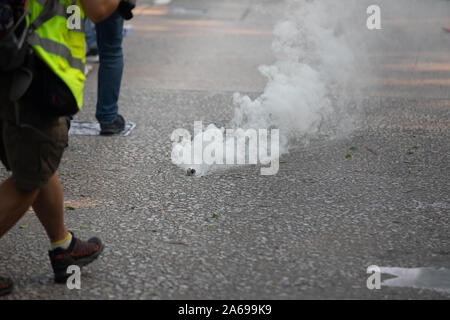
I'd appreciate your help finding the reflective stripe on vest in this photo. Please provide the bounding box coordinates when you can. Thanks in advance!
[28,0,86,109]
[34,0,66,20]
[28,33,84,73]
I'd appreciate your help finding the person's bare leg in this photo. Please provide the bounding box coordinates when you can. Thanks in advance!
[32,174,68,243]
[0,177,39,238]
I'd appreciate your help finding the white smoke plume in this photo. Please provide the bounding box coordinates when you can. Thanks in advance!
[233,0,363,147]
[172,0,370,176]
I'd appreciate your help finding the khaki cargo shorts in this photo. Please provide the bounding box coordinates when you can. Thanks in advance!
[0,73,68,191]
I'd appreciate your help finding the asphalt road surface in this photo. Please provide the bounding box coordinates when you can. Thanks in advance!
[1,0,449,299]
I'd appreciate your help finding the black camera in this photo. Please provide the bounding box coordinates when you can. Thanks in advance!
[117,0,136,21]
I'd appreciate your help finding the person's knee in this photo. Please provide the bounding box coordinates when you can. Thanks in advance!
[98,46,123,59]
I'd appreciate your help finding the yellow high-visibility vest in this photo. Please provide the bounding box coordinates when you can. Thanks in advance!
[28,0,86,109]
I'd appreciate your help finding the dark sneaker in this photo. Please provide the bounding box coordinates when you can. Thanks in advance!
[0,277,13,297]
[49,232,104,284]
[100,114,126,135]
[86,48,99,63]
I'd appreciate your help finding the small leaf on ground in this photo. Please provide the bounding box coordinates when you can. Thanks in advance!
[80,225,91,230]
[349,146,357,151]
[205,224,216,227]
[65,206,75,211]
[345,154,352,159]
[20,224,29,229]
[212,214,219,219]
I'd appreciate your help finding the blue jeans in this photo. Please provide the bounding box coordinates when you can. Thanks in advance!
[95,11,124,125]
[84,19,97,50]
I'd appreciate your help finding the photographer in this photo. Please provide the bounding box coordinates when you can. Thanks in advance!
[0,0,126,296]
[88,0,136,135]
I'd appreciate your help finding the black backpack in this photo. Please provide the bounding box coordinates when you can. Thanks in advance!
[0,0,60,106]
[1,0,77,143]
[0,0,29,71]
[0,0,57,72]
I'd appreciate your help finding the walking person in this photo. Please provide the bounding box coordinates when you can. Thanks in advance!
[0,0,122,296]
